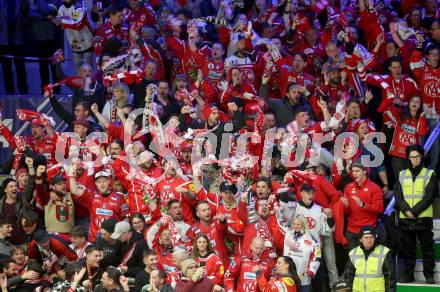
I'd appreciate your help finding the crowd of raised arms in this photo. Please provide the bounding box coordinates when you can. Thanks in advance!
[0,0,439,291]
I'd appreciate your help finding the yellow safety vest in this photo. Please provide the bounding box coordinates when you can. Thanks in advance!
[398,167,434,219]
[349,245,390,292]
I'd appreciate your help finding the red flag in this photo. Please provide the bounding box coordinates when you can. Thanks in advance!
[16,109,42,121]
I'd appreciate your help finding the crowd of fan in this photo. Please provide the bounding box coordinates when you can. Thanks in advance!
[0,0,439,291]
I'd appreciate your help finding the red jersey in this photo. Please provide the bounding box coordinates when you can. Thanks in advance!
[0,124,57,168]
[74,189,128,242]
[242,216,283,259]
[389,115,429,159]
[225,252,275,292]
[311,83,355,120]
[179,161,193,179]
[196,253,225,285]
[257,275,297,292]
[275,58,315,97]
[107,122,147,145]
[154,176,196,224]
[410,50,440,111]
[342,178,384,233]
[113,155,162,221]
[202,190,245,257]
[358,70,419,125]
[93,22,128,56]
[295,175,340,208]
[139,42,165,80]
[190,220,230,268]
[224,37,261,85]
[28,237,77,263]
[145,223,177,274]
[192,49,224,89]
[123,5,156,34]
[166,36,211,83]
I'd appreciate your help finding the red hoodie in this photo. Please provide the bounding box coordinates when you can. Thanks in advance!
[342,178,384,233]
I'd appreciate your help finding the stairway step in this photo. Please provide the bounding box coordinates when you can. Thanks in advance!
[397,283,440,292]
[416,241,440,260]
[414,260,440,283]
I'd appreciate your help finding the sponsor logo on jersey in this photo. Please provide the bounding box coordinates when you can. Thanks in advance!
[96,208,113,216]
[243,272,257,280]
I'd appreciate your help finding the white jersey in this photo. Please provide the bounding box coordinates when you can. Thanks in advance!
[224,55,256,84]
[57,1,93,52]
[293,202,333,245]
[283,230,321,286]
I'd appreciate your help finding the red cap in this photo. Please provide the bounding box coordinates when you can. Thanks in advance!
[73,118,89,128]
[31,118,44,127]
[181,141,193,150]
[202,104,217,120]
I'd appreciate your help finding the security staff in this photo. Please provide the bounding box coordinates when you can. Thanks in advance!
[394,144,438,284]
[343,226,395,292]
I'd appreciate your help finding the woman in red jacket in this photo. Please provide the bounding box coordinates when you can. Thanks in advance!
[389,95,429,180]
[256,256,300,292]
[190,234,224,285]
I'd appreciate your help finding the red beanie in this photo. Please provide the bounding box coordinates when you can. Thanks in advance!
[16,168,28,178]
[202,105,217,120]
[352,119,368,133]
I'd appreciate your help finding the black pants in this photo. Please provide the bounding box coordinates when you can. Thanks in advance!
[345,230,360,251]
[400,229,435,276]
[311,258,330,292]
[0,44,28,94]
[391,156,407,183]
[34,39,60,92]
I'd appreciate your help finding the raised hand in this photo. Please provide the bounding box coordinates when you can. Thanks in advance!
[36,165,47,177]
[91,103,99,113]
[25,156,34,168]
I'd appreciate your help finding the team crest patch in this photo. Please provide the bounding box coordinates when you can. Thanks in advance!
[56,205,70,222]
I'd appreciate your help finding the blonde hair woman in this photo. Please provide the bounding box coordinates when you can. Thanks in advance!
[102,82,130,123]
[283,215,320,292]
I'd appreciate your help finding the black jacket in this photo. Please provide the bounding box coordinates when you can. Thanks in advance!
[76,258,104,290]
[343,244,396,292]
[178,110,245,158]
[95,235,123,268]
[49,96,102,133]
[120,232,149,277]
[133,79,157,109]
[394,166,438,230]
[134,270,150,292]
[259,84,313,127]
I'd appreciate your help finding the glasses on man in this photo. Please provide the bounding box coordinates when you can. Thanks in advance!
[409,155,421,159]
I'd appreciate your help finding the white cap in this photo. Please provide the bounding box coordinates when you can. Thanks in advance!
[111,221,131,239]
[94,171,110,180]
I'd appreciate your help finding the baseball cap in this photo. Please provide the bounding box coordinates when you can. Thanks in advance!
[50,175,65,185]
[219,181,238,195]
[351,161,366,171]
[73,118,89,128]
[359,225,376,238]
[101,218,118,233]
[95,171,110,180]
[31,118,44,127]
[33,230,50,245]
[111,221,131,239]
[175,73,187,81]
